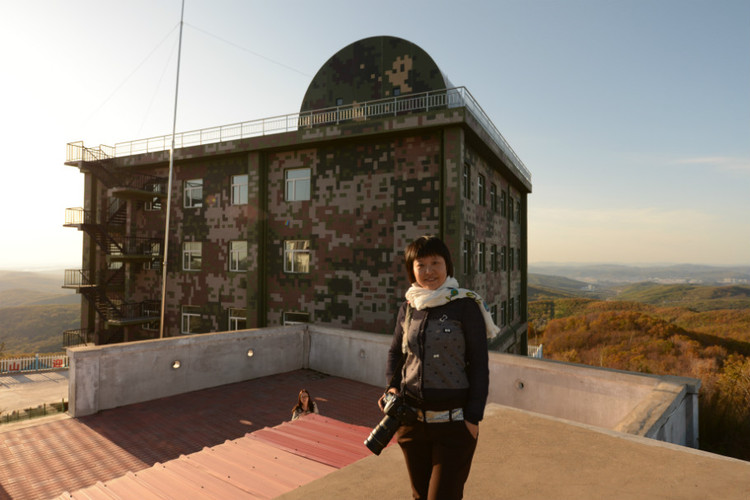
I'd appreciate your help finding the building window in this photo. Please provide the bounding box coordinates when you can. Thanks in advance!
[501,301,507,326]
[516,247,521,270]
[509,195,515,222]
[478,242,485,273]
[336,97,344,106]
[490,183,497,212]
[463,164,471,200]
[510,248,515,271]
[149,242,161,271]
[463,240,472,274]
[509,297,515,322]
[478,175,485,206]
[501,246,507,271]
[231,174,248,205]
[181,305,201,334]
[500,190,507,217]
[229,308,247,331]
[143,302,160,331]
[516,199,522,222]
[230,241,248,272]
[284,240,310,273]
[284,311,310,325]
[182,242,202,271]
[184,179,203,208]
[491,304,498,326]
[285,168,311,201]
[491,244,497,272]
[517,295,523,320]
[145,184,162,211]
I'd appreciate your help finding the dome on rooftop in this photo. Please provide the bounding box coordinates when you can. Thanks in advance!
[300,36,453,113]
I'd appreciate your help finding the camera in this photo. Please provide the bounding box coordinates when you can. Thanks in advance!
[364,392,419,455]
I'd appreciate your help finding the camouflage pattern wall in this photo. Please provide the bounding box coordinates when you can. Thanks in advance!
[300,36,451,112]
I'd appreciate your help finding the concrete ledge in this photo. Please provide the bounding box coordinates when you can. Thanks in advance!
[67,325,700,447]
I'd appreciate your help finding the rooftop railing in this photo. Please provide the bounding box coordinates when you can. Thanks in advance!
[67,87,531,183]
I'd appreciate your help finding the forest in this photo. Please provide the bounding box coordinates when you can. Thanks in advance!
[528,281,750,460]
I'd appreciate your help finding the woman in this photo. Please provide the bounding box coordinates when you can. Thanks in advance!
[291,389,319,421]
[380,235,496,499]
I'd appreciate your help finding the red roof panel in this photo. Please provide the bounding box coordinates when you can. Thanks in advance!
[55,413,385,500]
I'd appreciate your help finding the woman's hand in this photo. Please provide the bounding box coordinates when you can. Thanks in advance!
[465,421,479,439]
[378,388,399,411]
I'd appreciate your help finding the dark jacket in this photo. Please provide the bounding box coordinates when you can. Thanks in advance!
[386,298,489,424]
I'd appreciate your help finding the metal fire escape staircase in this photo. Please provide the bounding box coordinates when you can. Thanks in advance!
[63,144,166,345]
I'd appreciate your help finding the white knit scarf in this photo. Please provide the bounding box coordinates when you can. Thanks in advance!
[403,277,500,351]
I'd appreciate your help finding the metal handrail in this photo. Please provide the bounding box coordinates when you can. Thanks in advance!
[67,87,531,182]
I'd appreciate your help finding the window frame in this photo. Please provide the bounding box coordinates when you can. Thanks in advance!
[490,244,498,272]
[463,239,472,274]
[500,190,507,217]
[478,242,486,273]
[184,179,203,208]
[229,240,248,272]
[490,183,497,212]
[478,174,485,206]
[231,174,249,205]
[284,311,310,325]
[284,240,311,273]
[182,241,202,271]
[285,168,311,202]
[181,305,201,335]
[463,164,471,200]
[228,308,247,331]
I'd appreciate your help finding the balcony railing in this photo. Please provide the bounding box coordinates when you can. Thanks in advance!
[66,87,531,183]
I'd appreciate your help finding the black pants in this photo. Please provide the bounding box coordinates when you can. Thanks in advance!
[396,420,478,500]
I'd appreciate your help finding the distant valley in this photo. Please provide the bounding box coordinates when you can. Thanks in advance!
[0,270,79,355]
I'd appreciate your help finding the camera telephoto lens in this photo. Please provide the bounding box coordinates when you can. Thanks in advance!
[364,414,401,455]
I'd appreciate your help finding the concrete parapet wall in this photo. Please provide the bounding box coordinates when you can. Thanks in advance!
[69,326,305,417]
[67,324,699,447]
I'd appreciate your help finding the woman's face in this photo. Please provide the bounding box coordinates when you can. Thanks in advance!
[413,254,447,290]
[300,392,310,408]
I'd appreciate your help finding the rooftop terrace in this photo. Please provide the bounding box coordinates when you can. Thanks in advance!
[2,365,748,499]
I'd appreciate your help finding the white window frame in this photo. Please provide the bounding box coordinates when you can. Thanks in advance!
[228,308,247,331]
[284,240,310,273]
[184,179,203,208]
[229,240,248,272]
[478,242,485,273]
[182,241,202,271]
[231,174,248,205]
[478,174,485,206]
[285,168,311,201]
[181,305,201,334]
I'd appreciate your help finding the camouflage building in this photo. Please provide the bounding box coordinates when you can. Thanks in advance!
[63,36,532,353]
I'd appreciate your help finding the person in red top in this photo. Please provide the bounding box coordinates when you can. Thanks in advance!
[379,235,494,500]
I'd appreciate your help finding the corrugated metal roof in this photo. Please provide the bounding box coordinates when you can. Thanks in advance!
[54,414,388,499]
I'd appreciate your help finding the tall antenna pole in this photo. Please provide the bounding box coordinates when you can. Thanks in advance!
[159,0,186,338]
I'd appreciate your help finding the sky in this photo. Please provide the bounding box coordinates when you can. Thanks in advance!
[1,0,748,270]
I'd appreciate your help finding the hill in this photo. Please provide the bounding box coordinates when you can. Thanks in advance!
[528,273,610,301]
[0,289,80,308]
[614,282,750,311]
[530,263,750,285]
[0,270,70,295]
[0,304,79,355]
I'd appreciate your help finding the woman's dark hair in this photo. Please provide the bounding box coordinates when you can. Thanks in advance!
[404,235,454,284]
[291,389,316,413]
